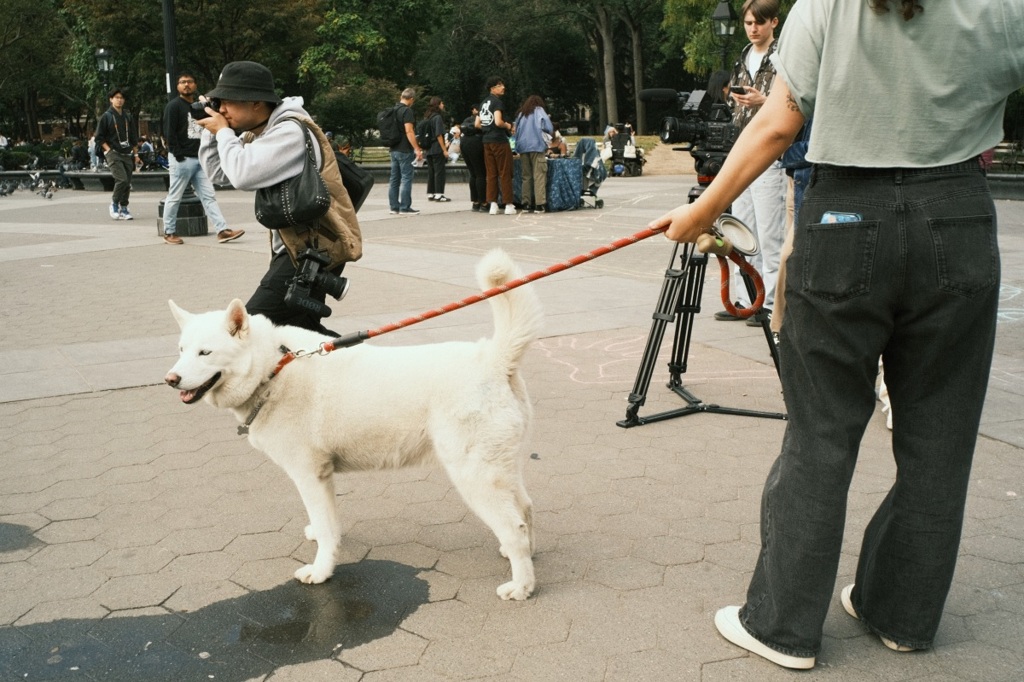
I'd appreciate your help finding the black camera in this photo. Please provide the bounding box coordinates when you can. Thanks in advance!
[284,248,350,319]
[640,88,739,178]
[189,98,221,120]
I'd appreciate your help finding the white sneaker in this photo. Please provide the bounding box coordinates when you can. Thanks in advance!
[714,606,815,670]
[119,206,133,220]
[840,585,914,652]
[504,204,517,215]
[109,203,120,220]
[488,202,499,215]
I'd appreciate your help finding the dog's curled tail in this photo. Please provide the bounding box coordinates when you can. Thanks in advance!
[477,249,543,373]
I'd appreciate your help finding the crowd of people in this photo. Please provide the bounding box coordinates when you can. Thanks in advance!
[385,76,573,216]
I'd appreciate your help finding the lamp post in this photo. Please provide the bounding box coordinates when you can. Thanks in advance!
[712,1,739,71]
[95,48,114,91]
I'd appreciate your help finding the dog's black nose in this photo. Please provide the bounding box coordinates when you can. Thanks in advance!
[165,373,181,387]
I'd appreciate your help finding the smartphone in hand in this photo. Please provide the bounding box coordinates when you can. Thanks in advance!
[729,86,747,95]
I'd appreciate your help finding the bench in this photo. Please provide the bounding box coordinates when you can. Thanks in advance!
[64,170,170,192]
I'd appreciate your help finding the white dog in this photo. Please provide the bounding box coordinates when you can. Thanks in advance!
[165,250,542,600]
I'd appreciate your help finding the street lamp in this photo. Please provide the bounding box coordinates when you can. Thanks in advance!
[95,48,114,90]
[712,1,739,70]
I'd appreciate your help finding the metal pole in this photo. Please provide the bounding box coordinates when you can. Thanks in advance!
[162,0,178,97]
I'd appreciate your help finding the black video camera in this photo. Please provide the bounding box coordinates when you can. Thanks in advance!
[640,88,739,178]
[284,248,350,319]
[189,98,221,120]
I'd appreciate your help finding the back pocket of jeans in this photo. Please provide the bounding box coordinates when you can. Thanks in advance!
[800,220,879,303]
[929,214,998,297]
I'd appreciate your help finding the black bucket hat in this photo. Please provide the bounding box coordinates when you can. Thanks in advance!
[206,61,282,104]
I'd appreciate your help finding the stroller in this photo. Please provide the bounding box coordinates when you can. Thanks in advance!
[572,137,607,209]
[606,124,645,177]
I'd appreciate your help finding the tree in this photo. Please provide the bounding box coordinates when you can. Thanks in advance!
[662,0,795,76]
[615,0,662,134]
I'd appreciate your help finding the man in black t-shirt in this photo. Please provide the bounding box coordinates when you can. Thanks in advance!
[478,77,516,215]
[161,72,242,245]
[93,88,139,220]
[387,87,424,215]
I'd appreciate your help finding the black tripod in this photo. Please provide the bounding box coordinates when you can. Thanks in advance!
[617,185,786,428]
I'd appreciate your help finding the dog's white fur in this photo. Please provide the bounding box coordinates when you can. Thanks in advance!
[165,249,542,599]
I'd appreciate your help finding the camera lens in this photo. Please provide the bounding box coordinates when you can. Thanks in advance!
[316,274,349,301]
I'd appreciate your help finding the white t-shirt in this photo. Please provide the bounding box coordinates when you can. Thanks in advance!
[772,0,1024,168]
[746,46,768,81]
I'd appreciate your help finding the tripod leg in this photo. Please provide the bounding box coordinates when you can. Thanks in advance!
[740,270,781,375]
[667,249,708,389]
[619,243,689,427]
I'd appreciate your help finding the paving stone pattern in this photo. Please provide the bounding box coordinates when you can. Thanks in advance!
[0,175,1022,680]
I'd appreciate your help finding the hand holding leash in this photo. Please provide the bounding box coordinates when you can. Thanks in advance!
[697,217,765,320]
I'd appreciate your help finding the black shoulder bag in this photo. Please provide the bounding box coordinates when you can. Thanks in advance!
[254,121,331,229]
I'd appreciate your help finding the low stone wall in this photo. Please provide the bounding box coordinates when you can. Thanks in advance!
[63,170,170,192]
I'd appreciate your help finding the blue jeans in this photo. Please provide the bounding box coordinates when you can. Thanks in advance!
[388,150,415,211]
[163,156,228,235]
[740,159,999,657]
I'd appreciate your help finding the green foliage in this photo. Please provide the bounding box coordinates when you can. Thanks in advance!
[662,0,795,76]
[308,77,398,148]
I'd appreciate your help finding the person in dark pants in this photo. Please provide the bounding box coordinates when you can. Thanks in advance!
[461,107,486,211]
[198,61,362,336]
[479,76,516,215]
[421,96,450,202]
[93,87,138,220]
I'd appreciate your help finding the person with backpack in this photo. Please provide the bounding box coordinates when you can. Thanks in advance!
[418,96,450,203]
[382,88,423,215]
[197,61,362,335]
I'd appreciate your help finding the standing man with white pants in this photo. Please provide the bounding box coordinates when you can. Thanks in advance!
[716,0,787,325]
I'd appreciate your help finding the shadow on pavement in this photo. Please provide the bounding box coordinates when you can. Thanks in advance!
[0,556,428,681]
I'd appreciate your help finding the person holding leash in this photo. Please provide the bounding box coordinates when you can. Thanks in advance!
[196,61,361,335]
[650,0,1022,670]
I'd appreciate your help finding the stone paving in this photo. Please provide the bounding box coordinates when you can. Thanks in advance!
[0,168,1022,681]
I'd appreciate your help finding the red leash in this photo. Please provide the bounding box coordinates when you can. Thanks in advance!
[696,233,765,319]
[322,222,766,351]
[324,224,671,350]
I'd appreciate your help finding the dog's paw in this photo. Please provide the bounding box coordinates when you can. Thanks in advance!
[294,563,333,584]
[499,544,509,559]
[304,524,316,541]
[497,580,533,601]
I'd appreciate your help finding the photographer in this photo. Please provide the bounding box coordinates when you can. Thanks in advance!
[162,72,241,246]
[94,88,139,220]
[197,61,362,335]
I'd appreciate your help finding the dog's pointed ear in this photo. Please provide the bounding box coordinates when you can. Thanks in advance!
[168,300,193,329]
[226,299,249,338]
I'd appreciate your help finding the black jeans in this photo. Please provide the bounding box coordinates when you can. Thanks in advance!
[740,159,999,656]
[426,154,446,195]
[246,250,340,336]
[461,136,486,204]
